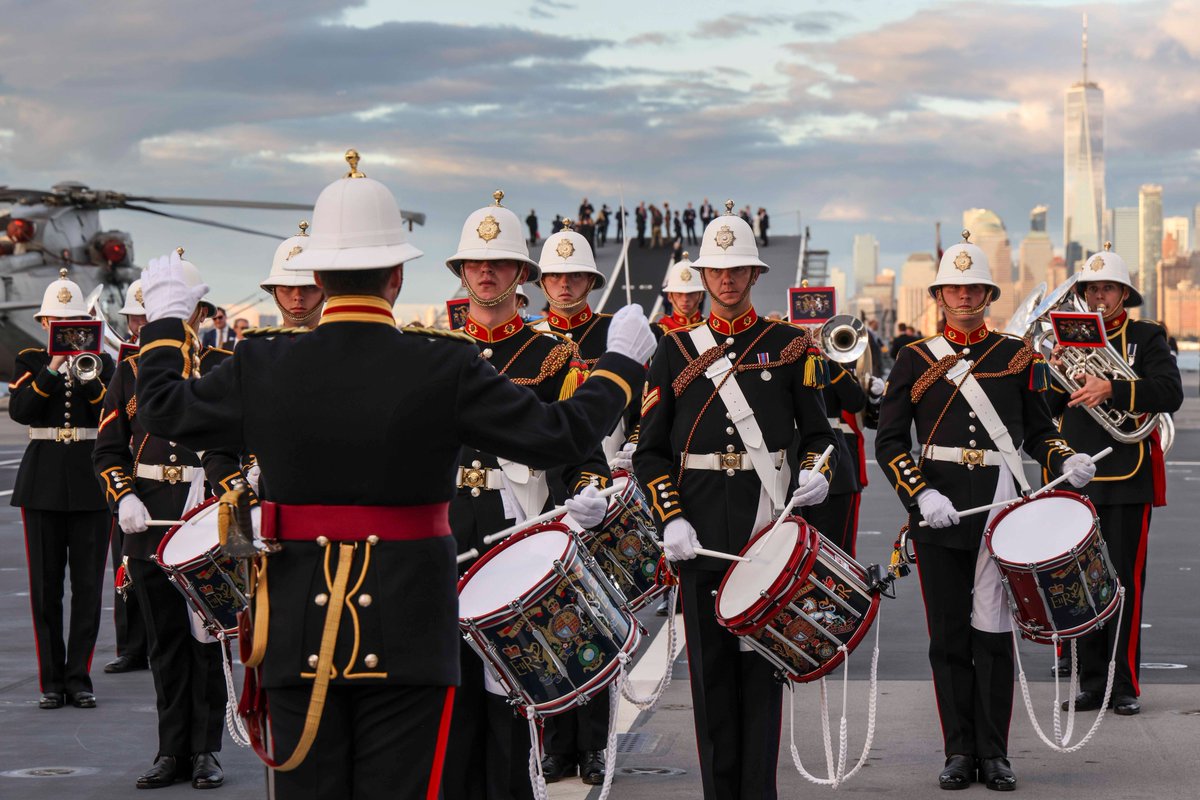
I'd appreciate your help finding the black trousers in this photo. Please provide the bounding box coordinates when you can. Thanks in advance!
[109,519,147,661]
[21,508,109,695]
[801,492,856,556]
[680,568,782,800]
[1078,503,1151,698]
[914,541,1013,759]
[127,558,226,757]
[543,685,611,755]
[267,683,454,800]
[443,640,534,800]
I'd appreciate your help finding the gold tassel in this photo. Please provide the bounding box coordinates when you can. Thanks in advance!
[803,346,828,389]
[559,361,589,399]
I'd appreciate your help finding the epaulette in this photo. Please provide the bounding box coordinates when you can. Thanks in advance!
[242,326,308,338]
[204,346,234,357]
[905,335,937,349]
[401,325,474,344]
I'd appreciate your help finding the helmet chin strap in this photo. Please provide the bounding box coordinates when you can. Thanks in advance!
[464,272,521,308]
[937,288,990,318]
[546,276,595,315]
[704,272,755,311]
[273,291,323,328]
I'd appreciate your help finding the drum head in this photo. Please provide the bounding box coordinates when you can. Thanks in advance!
[459,529,571,620]
[717,520,801,620]
[989,495,1093,563]
[160,501,260,566]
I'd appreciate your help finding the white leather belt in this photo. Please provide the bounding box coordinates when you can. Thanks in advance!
[683,450,786,472]
[457,465,505,492]
[922,445,1002,467]
[136,463,197,484]
[29,427,97,442]
[827,417,853,434]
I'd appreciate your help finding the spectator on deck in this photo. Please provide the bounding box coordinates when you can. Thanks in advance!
[526,209,539,244]
[889,322,919,360]
[636,203,647,247]
[758,207,770,247]
[650,204,663,248]
[598,204,611,247]
[684,203,698,245]
[552,214,564,235]
[578,197,594,223]
[673,210,683,242]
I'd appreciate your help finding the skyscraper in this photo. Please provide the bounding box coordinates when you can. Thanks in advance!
[897,253,938,336]
[852,234,879,294]
[963,208,1016,320]
[1019,206,1053,289]
[1063,14,1105,269]
[1106,207,1138,267]
[1163,216,1189,257]
[1139,184,1163,317]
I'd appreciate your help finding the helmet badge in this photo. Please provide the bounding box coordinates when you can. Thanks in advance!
[714,224,736,251]
[1090,255,1105,271]
[57,286,73,304]
[953,250,973,272]
[679,267,692,282]
[555,237,575,259]
[286,245,304,260]
[476,214,501,242]
[134,287,144,305]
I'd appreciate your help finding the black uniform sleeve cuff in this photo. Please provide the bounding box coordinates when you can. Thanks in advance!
[644,473,683,527]
[99,466,135,507]
[572,471,611,494]
[1109,379,1135,411]
[800,450,834,480]
[1043,437,1076,474]
[886,453,926,505]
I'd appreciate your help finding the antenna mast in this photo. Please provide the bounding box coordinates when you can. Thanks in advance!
[1082,12,1089,84]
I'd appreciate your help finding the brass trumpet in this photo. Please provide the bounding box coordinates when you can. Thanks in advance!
[819,314,867,364]
[68,352,102,383]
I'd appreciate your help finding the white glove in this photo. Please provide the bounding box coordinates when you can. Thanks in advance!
[869,376,885,397]
[245,464,262,494]
[663,517,700,562]
[790,469,830,507]
[1063,453,1096,488]
[141,251,210,322]
[917,488,960,529]
[610,442,636,472]
[117,494,151,534]
[606,304,657,364]
[564,484,609,530]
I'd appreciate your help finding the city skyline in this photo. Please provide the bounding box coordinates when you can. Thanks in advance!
[1063,12,1105,268]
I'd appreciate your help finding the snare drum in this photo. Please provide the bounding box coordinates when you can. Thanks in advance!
[716,516,880,683]
[154,497,259,639]
[575,472,665,612]
[458,522,641,717]
[986,490,1120,644]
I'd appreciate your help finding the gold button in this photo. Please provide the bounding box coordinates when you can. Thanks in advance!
[314,593,328,606]
[367,535,379,545]
[169,454,178,463]
[307,654,319,669]
[316,536,330,547]
[357,594,373,607]
[364,654,379,669]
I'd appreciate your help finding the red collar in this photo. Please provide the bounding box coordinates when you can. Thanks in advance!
[546,306,593,330]
[943,321,988,345]
[464,314,524,343]
[1105,310,1128,333]
[658,311,703,330]
[708,308,758,337]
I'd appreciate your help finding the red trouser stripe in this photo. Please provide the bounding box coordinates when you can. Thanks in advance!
[426,686,456,800]
[1127,505,1151,696]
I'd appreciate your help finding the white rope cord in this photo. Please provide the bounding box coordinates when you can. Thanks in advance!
[1013,587,1124,753]
[594,655,627,800]
[786,615,882,789]
[220,640,250,747]
[525,707,549,800]
[620,586,678,709]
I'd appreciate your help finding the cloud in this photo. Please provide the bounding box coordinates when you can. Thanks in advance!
[694,12,848,40]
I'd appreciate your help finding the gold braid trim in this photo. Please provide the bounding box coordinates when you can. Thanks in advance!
[911,353,961,404]
[672,343,728,397]
[511,342,572,387]
[402,324,474,344]
[736,334,810,371]
[973,341,1034,379]
[242,326,310,338]
[126,395,137,418]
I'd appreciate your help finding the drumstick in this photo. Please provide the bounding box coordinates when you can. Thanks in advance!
[750,444,835,558]
[456,482,626,565]
[146,520,185,526]
[918,446,1114,527]
[694,547,750,563]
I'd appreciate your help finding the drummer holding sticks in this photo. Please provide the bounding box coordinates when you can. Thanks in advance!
[131,153,655,800]
[440,194,615,797]
[634,201,837,800]
[92,252,241,790]
[875,231,1096,792]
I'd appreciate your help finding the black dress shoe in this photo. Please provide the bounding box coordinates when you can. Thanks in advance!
[137,756,184,789]
[541,754,577,782]
[69,691,96,708]
[1063,690,1105,712]
[1051,654,1072,677]
[38,693,65,710]
[655,598,669,617]
[579,750,606,785]
[938,754,975,790]
[1113,695,1141,716]
[191,753,223,789]
[105,654,149,673]
[978,757,1016,791]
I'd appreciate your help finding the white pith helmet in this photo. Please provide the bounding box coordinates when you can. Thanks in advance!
[928,229,1000,301]
[263,221,319,290]
[690,200,769,271]
[285,149,423,272]
[164,247,217,316]
[537,220,606,289]
[445,190,540,281]
[35,268,89,320]
[664,252,704,293]
[119,279,146,316]
[1076,242,1142,307]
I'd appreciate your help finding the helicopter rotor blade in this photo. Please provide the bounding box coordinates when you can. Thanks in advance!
[120,204,286,240]
[122,195,312,211]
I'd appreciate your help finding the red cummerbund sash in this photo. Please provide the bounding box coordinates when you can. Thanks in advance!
[260,501,451,542]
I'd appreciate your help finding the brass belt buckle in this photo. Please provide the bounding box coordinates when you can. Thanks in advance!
[460,466,488,497]
[56,427,76,444]
[719,452,744,473]
[163,465,184,484]
[960,448,985,468]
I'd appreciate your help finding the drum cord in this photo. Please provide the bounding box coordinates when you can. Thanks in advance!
[786,614,881,788]
[221,640,251,747]
[1012,587,1123,753]
[620,585,679,710]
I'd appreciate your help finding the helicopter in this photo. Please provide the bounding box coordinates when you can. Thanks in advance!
[0,168,425,381]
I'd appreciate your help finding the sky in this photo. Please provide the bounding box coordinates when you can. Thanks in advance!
[1,0,1198,311]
